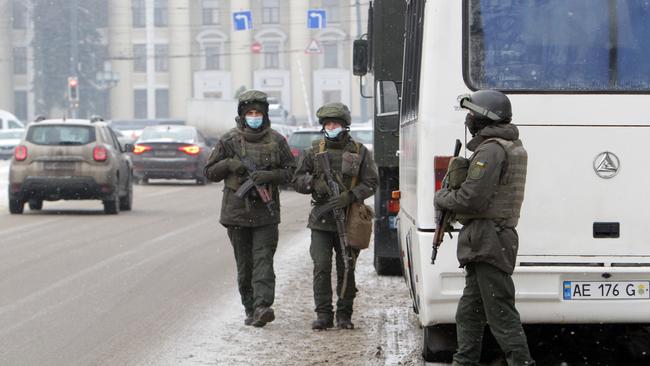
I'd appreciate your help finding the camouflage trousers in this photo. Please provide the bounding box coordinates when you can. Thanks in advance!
[310,229,359,317]
[453,262,535,366]
[227,224,279,314]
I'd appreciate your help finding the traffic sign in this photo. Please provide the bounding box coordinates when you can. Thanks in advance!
[251,41,263,54]
[307,9,327,29]
[305,39,322,54]
[233,11,252,31]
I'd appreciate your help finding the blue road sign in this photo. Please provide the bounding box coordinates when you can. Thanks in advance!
[307,9,327,29]
[233,11,252,31]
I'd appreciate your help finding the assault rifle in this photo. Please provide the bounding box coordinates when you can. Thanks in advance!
[231,149,277,216]
[431,139,462,264]
[316,151,352,298]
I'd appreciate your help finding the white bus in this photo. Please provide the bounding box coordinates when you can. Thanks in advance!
[395,0,650,362]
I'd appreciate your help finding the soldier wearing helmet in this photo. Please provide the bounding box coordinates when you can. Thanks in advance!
[203,89,295,328]
[435,90,534,365]
[293,102,378,330]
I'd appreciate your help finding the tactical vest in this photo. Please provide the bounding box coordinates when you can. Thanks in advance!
[458,137,527,227]
[224,130,281,191]
[311,137,360,194]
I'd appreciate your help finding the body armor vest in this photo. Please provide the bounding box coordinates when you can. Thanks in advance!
[311,137,359,195]
[224,130,280,191]
[459,137,527,227]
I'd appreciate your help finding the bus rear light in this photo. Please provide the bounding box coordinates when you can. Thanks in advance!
[133,144,152,154]
[387,190,401,214]
[93,146,108,162]
[434,155,453,191]
[14,145,27,161]
[179,145,201,155]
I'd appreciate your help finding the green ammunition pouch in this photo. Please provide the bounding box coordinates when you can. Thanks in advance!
[447,156,470,190]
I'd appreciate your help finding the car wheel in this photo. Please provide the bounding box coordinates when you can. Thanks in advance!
[103,188,120,215]
[28,199,43,211]
[9,197,24,214]
[119,176,133,211]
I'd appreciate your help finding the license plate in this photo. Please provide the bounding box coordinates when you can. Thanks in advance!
[154,151,177,157]
[44,162,75,170]
[563,281,650,300]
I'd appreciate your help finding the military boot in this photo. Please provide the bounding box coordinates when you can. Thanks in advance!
[244,309,254,326]
[311,313,334,330]
[336,313,354,330]
[251,307,275,327]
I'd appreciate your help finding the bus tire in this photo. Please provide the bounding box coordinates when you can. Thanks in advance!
[374,255,402,276]
[422,324,456,363]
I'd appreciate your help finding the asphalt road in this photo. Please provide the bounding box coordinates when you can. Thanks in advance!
[0,180,311,365]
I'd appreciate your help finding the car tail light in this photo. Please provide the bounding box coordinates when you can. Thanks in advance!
[15,145,28,161]
[179,145,201,155]
[434,155,453,191]
[93,146,108,162]
[133,144,152,154]
[387,190,400,214]
[291,147,300,157]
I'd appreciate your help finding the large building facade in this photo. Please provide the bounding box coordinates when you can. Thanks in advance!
[0,0,368,124]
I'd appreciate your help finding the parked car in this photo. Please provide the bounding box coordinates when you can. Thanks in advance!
[0,129,25,159]
[131,125,211,185]
[287,128,322,158]
[0,109,24,130]
[108,118,186,143]
[8,119,134,214]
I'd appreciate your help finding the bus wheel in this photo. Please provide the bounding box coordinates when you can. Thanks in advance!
[422,324,456,362]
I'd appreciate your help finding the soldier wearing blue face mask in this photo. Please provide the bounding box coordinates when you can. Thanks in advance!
[204,89,296,328]
[292,102,379,330]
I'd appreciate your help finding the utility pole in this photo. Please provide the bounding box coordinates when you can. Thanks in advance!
[69,0,79,118]
[355,0,368,124]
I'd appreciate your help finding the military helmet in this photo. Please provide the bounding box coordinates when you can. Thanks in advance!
[462,89,512,123]
[237,89,269,116]
[316,102,351,126]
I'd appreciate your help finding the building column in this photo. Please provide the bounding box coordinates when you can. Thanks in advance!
[169,0,192,119]
[230,0,252,96]
[0,0,15,112]
[108,0,134,119]
[290,1,314,125]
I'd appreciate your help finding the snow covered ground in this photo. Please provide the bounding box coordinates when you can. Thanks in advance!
[139,227,424,366]
[0,160,9,209]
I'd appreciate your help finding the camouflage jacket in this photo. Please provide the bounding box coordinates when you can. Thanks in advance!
[204,125,295,227]
[434,124,527,274]
[293,133,378,232]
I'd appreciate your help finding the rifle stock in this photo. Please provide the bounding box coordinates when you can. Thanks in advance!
[432,139,462,264]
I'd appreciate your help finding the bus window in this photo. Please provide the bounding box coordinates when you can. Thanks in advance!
[465,0,650,92]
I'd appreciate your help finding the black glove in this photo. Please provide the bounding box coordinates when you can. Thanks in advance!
[251,170,276,185]
[227,158,247,175]
[329,191,354,209]
[312,177,332,196]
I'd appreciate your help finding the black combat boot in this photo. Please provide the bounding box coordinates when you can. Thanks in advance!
[244,309,254,326]
[336,313,354,330]
[311,313,334,330]
[251,307,275,327]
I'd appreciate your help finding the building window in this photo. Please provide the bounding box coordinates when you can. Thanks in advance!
[264,42,280,69]
[205,44,221,70]
[202,0,220,25]
[133,44,147,72]
[133,0,145,28]
[13,47,27,75]
[262,0,280,24]
[134,89,147,118]
[323,41,339,68]
[155,44,168,72]
[322,0,340,24]
[156,89,169,118]
[14,91,28,121]
[12,0,27,29]
[154,0,168,27]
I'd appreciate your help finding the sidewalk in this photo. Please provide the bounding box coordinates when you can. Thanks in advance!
[0,160,9,208]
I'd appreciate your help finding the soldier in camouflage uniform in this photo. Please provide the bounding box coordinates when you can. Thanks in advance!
[204,90,295,327]
[435,90,535,365]
[293,102,378,330]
